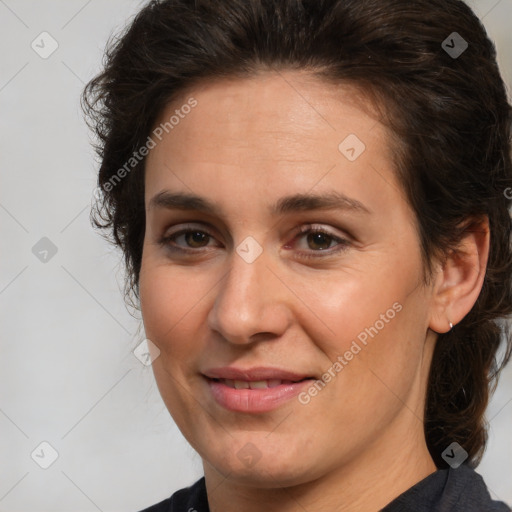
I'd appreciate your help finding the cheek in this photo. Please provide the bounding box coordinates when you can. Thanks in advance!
[139,262,208,419]
[139,267,171,342]
[290,263,408,357]
[292,250,427,405]
[139,260,213,362]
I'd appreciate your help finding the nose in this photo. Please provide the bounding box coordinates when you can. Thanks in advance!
[207,248,292,345]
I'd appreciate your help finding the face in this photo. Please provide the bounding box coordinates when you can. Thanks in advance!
[139,71,437,487]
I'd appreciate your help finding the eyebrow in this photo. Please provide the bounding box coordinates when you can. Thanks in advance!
[148,190,372,216]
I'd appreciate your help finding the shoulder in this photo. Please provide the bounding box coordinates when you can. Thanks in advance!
[382,464,510,512]
[136,477,208,512]
[446,464,510,512]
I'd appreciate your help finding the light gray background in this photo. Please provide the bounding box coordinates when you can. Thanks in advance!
[1,1,511,511]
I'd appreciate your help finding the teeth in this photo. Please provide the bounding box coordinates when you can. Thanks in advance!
[218,378,301,389]
[248,380,268,389]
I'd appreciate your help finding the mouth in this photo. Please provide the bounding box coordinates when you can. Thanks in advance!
[201,368,316,413]
[202,366,315,382]
[209,377,312,389]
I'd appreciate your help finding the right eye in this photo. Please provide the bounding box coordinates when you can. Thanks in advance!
[159,225,222,254]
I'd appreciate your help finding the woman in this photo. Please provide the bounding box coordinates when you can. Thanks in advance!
[83,0,512,510]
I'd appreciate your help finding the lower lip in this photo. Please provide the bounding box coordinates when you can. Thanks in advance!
[205,377,313,413]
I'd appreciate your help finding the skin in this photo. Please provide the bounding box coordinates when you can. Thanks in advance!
[139,70,489,512]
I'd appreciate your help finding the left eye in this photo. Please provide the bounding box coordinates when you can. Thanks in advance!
[295,229,342,251]
[288,226,350,257]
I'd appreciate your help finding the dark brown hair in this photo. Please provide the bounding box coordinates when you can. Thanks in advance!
[83,0,512,469]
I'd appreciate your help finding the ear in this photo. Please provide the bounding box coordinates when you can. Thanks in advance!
[429,216,490,334]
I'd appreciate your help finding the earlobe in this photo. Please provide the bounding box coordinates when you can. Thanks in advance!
[428,216,490,335]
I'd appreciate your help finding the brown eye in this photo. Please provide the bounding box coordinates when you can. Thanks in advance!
[183,231,210,248]
[159,226,219,254]
[289,225,351,260]
[306,232,335,251]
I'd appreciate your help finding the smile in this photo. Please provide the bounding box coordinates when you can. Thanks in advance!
[214,378,305,389]
[204,375,315,413]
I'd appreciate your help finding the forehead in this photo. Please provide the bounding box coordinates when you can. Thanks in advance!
[154,70,383,152]
[144,71,402,215]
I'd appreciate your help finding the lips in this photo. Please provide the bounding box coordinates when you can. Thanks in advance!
[202,367,315,413]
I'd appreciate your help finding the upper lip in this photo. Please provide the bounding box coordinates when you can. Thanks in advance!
[202,367,313,382]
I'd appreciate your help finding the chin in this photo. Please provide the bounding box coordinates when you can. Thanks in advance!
[202,438,325,489]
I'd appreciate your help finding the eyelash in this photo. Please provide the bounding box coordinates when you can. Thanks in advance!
[158,224,351,260]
